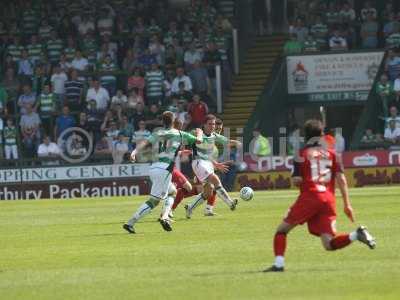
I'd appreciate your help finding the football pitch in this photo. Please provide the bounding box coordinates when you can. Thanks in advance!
[1,186,399,300]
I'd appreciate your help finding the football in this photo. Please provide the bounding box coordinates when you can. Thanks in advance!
[239,187,254,201]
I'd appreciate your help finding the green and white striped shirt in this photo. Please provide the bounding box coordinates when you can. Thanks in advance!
[3,126,17,146]
[386,33,400,48]
[39,93,56,113]
[47,39,64,62]
[145,70,164,97]
[27,43,44,63]
[7,45,25,62]
[193,132,228,161]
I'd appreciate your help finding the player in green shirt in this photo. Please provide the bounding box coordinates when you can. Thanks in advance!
[123,111,203,233]
[185,114,242,218]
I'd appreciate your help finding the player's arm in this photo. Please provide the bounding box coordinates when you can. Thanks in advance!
[130,140,150,162]
[181,129,203,145]
[212,160,230,173]
[335,172,355,222]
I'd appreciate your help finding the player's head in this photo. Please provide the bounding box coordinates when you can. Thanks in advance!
[215,118,223,134]
[304,119,323,144]
[173,118,183,130]
[203,114,216,134]
[162,111,175,128]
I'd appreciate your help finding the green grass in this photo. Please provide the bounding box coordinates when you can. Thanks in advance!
[1,186,400,300]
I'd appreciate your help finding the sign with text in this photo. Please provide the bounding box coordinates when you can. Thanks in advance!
[287,52,384,95]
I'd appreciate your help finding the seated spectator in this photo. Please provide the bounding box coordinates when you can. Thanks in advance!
[187,94,208,128]
[38,19,53,41]
[112,132,129,164]
[361,128,383,147]
[94,135,112,156]
[111,89,128,110]
[383,12,400,39]
[122,49,138,74]
[138,49,157,70]
[78,13,95,37]
[65,69,84,111]
[127,67,145,98]
[50,65,68,110]
[27,35,44,65]
[3,117,19,160]
[377,74,394,118]
[302,33,319,53]
[38,83,56,132]
[20,104,41,158]
[86,100,103,142]
[131,102,146,129]
[184,42,203,71]
[54,106,75,139]
[385,50,400,81]
[46,30,64,64]
[86,78,110,111]
[284,33,303,55]
[71,50,89,73]
[126,88,143,110]
[59,53,72,72]
[31,65,48,97]
[105,120,120,140]
[18,84,37,115]
[310,16,329,51]
[384,120,400,146]
[97,8,114,37]
[171,67,193,94]
[17,50,34,77]
[173,81,193,103]
[339,2,356,25]
[189,60,210,98]
[149,35,166,66]
[64,36,77,63]
[386,27,400,50]
[145,104,163,131]
[361,13,378,49]
[292,18,308,43]
[360,1,377,22]
[119,114,134,142]
[37,135,61,165]
[77,112,90,133]
[385,106,400,128]
[329,30,348,51]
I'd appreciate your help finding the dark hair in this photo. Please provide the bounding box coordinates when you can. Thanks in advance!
[304,119,323,142]
[216,118,223,125]
[162,111,174,128]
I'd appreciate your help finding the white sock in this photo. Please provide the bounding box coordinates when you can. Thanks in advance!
[189,193,205,211]
[274,256,285,268]
[161,196,174,220]
[127,202,152,226]
[205,204,214,212]
[215,186,233,207]
[349,231,358,241]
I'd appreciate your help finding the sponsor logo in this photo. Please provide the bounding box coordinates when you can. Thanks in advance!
[352,153,378,166]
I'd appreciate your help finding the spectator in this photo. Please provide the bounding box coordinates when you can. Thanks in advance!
[292,19,309,43]
[94,135,112,156]
[302,33,319,53]
[145,64,165,105]
[132,120,151,147]
[361,128,383,148]
[184,42,203,71]
[339,2,356,25]
[20,104,41,158]
[50,65,68,109]
[284,33,303,55]
[3,117,18,160]
[310,15,328,51]
[149,35,166,66]
[127,67,145,98]
[175,100,190,130]
[112,132,129,164]
[97,8,114,37]
[99,55,118,96]
[378,74,394,118]
[386,27,400,50]
[189,60,210,98]
[64,69,84,111]
[361,13,378,49]
[0,84,8,113]
[335,129,345,153]
[46,30,64,63]
[18,84,37,115]
[38,83,56,131]
[86,100,103,142]
[7,36,24,63]
[144,104,163,131]
[385,106,400,128]
[171,67,193,94]
[361,1,377,22]
[138,48,157,70]
[2,68,20,111]
[173,81,193,103]
[126,88,143,110]
[78,13,95,37]
[64,36,77,63]
[38,19,53,41]
[384,119,400,146]
[0,114,3,159]
[119,114,134,142]
[329,29,348,51]
[383,12,400,39]
[187,94,208,128]
[26,35,44,65]
[54,105,75,139]
[111,89,128,110]
[385,50,400,81]
[71,50,89,72]
[37,135,61,165]
[250,128,271,157]
[104,120,120,140]
[122,49,138,74]
[77,112,90,133]
[86,78,110,111]
[17,50,34,77]
[31,65,47,96]
[131,102,146,130]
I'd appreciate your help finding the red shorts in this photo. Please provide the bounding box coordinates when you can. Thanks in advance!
[172,168,189,189]
[284,192,337,236]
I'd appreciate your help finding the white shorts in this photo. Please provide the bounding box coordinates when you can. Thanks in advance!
[192,159,214,183]
[149,162,172,200]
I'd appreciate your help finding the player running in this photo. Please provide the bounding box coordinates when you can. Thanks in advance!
[123,111,202,234]
[185,114,241,218]
[264,119,376,272]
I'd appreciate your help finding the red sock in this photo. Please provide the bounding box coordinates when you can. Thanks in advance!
[207,191,217,206]
[274,233,287,256]
[330,234,352,250]
[172,189,197,210]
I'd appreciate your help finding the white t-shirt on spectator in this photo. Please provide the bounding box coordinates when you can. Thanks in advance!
[329,36,347,50]
[394,78,400,92]
[384,127,400,140]
[97,18,113,36]
[51,72,68,94]
[175,111,188,125]
[171,75,193,93]
[78,21,95,36]
[72,57,89,71]
[385,116,400,128]
[335,134,345,153]
[38,142,61,156]
[86,87,110,110]
[184,50,202,66]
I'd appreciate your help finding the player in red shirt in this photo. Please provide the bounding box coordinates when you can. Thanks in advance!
[264,119,376,272]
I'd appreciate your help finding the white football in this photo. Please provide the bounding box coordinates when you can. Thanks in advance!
[239,187,254,201]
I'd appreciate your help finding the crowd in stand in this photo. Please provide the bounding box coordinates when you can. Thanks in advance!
[0,0,233,165]
[284,1,400,54]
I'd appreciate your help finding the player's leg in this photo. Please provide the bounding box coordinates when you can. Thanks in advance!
[320,230,376,251]
[160,183,176,222]
[263,221,296,272]
[123,196,162,233]
[185,182,212,219]
[208,173,237,210]
[204,186,217,216]
[172,181,195,211]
